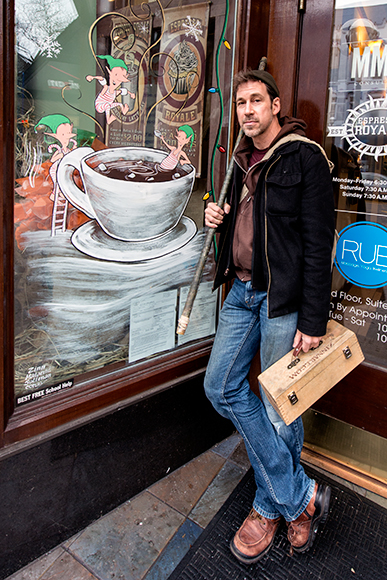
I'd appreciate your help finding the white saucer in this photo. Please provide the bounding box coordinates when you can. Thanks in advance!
[71,216,197,262]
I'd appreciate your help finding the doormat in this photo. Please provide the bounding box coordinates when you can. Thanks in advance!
[168,465,387,580]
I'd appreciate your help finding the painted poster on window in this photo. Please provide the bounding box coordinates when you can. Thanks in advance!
[13,0,233,405]
[154,3,210,177]
[326,0,387,366]
[105,11,152,148]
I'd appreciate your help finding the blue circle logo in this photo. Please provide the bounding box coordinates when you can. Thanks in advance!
[335,221,387,288]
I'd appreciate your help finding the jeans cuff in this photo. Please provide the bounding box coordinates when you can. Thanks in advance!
[285,478,316,522]
[252,502,281,520]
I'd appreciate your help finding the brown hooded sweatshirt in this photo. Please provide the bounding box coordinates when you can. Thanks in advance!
[232,116,307,282]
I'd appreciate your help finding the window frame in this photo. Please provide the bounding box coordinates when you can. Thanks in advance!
[0,0,252,449]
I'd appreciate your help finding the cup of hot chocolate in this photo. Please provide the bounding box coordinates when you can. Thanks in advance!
[57,146,196,241]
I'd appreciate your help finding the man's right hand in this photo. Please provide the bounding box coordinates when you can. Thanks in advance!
[205,202,231,229]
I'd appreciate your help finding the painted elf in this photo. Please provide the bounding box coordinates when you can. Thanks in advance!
[86,55,135,124]
[35,114,77,201]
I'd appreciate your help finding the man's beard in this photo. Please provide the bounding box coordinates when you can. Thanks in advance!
[242,117,273,139]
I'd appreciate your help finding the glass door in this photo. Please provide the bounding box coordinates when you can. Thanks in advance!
[267,0,387,441]
[326,0,387,369]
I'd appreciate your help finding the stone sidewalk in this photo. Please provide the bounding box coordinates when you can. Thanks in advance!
[6,433,250,580]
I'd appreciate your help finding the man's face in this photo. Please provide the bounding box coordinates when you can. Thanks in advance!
[235,80,280,142]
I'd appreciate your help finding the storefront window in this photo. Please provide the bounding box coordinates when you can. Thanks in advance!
[14,0,236,406]
[326,0,387,368]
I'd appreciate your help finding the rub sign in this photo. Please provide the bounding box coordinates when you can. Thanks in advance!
[328,96,387,161]
[335,221,387,288]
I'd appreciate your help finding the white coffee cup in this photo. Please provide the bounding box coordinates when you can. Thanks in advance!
[57,146,196,241]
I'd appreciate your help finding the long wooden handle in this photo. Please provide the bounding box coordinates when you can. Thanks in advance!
[176,129,243,335]
[176,57,267,335]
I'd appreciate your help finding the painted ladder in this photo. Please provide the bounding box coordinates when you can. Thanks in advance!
[51,185,69,236]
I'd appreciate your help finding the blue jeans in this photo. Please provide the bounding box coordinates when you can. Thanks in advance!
[204,278,314,521]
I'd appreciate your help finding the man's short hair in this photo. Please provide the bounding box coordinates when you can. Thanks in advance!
[233,69,280,104]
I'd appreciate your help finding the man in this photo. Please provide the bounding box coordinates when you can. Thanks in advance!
[204,69,335,563]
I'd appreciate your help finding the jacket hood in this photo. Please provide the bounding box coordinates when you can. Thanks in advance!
[234,115,307,172]
[276,115,307,140]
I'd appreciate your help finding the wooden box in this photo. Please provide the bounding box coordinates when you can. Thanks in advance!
[258,320,364,425]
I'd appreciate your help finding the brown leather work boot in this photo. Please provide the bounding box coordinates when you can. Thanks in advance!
[230,509,281,564]
[287,483,331,554]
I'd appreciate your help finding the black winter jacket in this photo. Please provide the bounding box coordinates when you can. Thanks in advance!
[213,132,335,337]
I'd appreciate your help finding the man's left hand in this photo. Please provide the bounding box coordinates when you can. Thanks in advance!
[292,330,322,354]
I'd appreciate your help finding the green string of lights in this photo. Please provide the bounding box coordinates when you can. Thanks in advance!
[210,0,229,202]
[205,0,230,258]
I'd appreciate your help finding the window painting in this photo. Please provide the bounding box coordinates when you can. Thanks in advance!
[14,0,235,405]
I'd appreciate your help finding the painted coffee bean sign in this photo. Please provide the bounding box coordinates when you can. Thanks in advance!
[326,0,387,367]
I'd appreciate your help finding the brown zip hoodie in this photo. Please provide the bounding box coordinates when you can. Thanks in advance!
[232,116,307,282]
